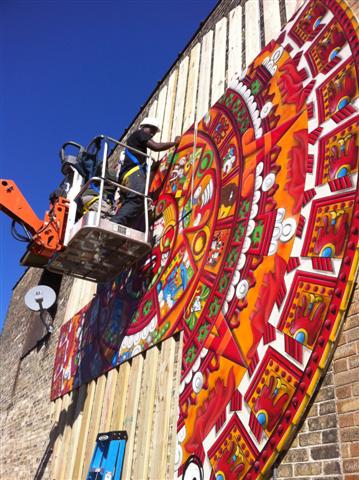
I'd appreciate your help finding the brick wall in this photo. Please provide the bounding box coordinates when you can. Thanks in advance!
[334,284,359,479]
[0,269,73,479]
[278,365,343,479]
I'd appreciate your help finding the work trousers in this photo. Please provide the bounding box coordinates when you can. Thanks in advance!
[111,169,146,231]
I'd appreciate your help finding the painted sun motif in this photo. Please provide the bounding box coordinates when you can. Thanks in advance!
[52,1,359,478]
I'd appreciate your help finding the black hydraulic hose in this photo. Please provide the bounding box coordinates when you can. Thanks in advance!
[10,220,31,242]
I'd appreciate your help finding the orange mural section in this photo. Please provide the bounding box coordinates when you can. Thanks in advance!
[52,1,359,478]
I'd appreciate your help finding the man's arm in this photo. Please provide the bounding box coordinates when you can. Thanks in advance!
[147,136,181,152]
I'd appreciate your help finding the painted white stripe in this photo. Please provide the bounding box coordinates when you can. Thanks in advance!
[196,29,214,122]
[227,5,243,85]
[161,69,178,143]
[211,17,227,105]
[285,0,299,22]
[263,0,282,44]
[172,56,189,137]
[147,99,158,160]
[183,43,201,132]
[152,85,168,160]
[245,0,261,67]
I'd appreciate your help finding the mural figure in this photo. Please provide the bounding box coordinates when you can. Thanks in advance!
[52,1,359,478]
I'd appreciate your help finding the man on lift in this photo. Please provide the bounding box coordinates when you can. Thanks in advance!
[112,117,180,230]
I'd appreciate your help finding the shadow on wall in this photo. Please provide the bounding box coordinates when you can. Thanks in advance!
[34,423,58,480]
[34,388,81,480]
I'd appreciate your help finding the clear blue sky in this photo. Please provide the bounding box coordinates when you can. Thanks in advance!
[0,0,218,330]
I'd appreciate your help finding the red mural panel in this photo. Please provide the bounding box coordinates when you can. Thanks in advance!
[51,1,359,478]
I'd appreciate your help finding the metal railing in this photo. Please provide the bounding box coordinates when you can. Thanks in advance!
[69,134,156,244]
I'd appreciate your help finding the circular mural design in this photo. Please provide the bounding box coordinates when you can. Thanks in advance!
[52,1,359,478]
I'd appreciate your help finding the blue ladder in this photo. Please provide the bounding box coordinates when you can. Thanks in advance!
[87,431,128,480]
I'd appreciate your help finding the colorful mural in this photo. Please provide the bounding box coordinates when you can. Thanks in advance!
[51,1,359,478]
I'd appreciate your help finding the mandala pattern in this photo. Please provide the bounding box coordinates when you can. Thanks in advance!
[51,1,359,478]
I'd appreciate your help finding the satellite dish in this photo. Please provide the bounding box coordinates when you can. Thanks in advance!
[24,285,57,311]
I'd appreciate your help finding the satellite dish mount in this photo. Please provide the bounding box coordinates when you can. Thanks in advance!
[24,285,57,333]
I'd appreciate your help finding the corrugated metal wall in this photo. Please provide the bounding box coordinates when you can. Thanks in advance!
[50,2,299,478]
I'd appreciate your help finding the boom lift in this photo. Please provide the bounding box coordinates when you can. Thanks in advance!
[0,136,154,283]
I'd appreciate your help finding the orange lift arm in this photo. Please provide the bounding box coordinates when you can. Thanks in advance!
[0,179,43,235]
[1,178,69,266]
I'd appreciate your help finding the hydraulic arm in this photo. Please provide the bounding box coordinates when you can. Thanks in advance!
[0,179,42,234]
[0,179,69,266]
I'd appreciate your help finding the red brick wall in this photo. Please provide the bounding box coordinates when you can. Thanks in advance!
[334,284,359,479]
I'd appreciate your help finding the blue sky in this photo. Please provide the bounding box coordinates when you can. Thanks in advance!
[0,0,218,330]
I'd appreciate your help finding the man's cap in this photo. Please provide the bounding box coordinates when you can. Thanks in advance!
[140,117,161,132]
